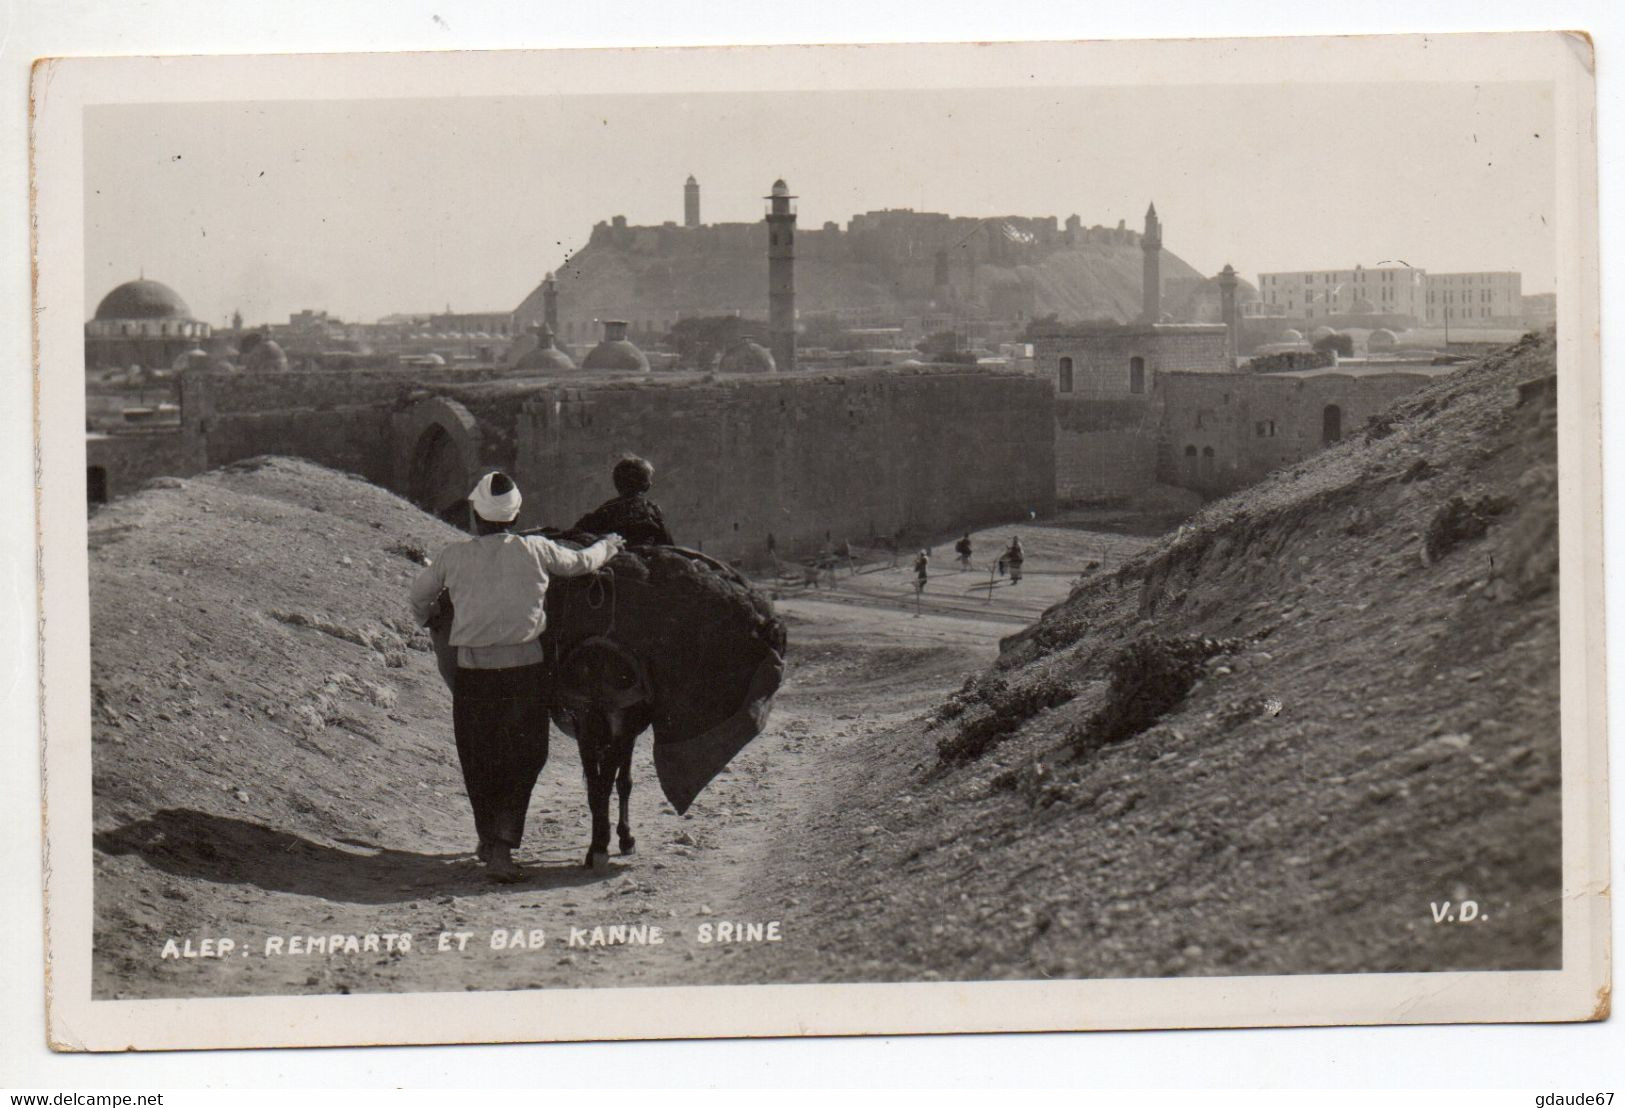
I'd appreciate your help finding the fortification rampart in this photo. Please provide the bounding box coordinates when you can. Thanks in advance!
[114,365,1053,562]
[426,368,1057,561]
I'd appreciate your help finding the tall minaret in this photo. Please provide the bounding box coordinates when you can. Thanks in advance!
[541,271,559,332]
[1218,263,1239,362]
[1141,202,1163,323]
[765,178,797,373]
[684,175,701,228]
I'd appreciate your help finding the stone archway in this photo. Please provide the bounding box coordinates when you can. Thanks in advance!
[392,396,481,523]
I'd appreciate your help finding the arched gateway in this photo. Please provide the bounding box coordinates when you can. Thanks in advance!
[393,396,482,524]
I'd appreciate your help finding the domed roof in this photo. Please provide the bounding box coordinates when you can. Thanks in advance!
[243,338,288,372]
[582,321,649,372]
[516,347,577,373]
[718,339,776,374]
[1310,325,1338,341]
[1278,328,1304,342]
[583,340,650,372]
[1368,328,1398,347]
[770,179,790,197]
[171,346,211,372]
[95,278,193,322]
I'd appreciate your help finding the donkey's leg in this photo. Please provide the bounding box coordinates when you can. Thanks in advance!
[615,731,637,855]
[576,711,614,870]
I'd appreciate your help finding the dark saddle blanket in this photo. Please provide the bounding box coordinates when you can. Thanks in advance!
[429,530,787,813]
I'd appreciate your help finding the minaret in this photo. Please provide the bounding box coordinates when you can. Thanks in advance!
[541,271,558,332]
[1141,202,1163,323]
[1218,263,1239,362]
[765,178,797,373]
[684,175,701,228]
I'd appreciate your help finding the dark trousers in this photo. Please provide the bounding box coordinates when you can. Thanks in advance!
[451,663,550,849]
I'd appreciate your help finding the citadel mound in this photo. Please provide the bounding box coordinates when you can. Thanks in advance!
[726,331,1561,982]
[516,204,1250,343]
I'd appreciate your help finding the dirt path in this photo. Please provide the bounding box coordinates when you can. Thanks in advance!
[95,496,1124,999]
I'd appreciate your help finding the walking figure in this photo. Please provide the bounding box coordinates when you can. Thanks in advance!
[912,548,930,616]
[954,532,973,571]
[1004,535,1025,585]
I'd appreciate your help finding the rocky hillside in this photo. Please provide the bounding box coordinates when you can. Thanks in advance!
[734,330,1562,982]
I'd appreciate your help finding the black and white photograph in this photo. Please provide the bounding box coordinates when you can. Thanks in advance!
[27,30,1608,1052]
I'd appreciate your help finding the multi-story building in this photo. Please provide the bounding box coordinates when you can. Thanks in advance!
[1423,272,1523,325]
[1256,265,1428,322]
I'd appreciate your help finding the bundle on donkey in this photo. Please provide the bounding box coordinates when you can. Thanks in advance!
[429,531,787,870]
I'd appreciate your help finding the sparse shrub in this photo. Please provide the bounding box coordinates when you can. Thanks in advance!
[1313,332,1354,358]
[1364,413,1396,441]
[1070,635,1239,758]
[929,673,1008,727]
[389,541,430,566]
[990,759,1074,807]
[1424,495,1510,562]
[936,672,1078,764]
[1400,458,1436,484]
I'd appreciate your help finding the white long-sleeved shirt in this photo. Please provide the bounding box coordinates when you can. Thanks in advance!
[409,532,616,668]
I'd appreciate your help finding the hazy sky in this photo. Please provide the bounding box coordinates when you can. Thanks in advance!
[84,82,1555,326]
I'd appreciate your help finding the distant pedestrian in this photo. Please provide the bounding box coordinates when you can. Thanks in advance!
[954,532,973,571]
[912,549,930,615]
[1004,536,1025,585]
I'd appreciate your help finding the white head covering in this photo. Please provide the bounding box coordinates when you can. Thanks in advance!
[468,471,522,523]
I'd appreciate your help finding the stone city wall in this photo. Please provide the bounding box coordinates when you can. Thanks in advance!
[418,367,1056,562]
[86,429,209,503]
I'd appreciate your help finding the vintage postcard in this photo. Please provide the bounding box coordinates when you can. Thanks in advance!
[31,32,1608,1051]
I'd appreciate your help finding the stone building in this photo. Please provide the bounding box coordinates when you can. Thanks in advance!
[84,278,213,373]
[1257,265,1429,323]
[1032,322,1230,502]
[1424,272,1523,326]
[1158,369,1437,496]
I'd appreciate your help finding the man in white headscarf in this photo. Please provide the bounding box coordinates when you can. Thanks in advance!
[409,470,624,882]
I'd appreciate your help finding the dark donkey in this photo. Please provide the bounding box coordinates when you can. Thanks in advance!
[550,634,652,867]
[429,534,785,872]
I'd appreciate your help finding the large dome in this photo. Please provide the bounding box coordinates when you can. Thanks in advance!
[94,279,193,322]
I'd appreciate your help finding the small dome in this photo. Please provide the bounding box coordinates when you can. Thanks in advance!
[1278,328,1304,343]
[718,339,776,374]
[243,338,288,372]
[422,352,446,366]
[1368,328,1398,348]
[95,278,192,321]
[515,325,577,372]
[171,346,211,372]
[771,179,789,196]
[582,321,650,372]
[1310,325,1337,342]
[516,346,578,372]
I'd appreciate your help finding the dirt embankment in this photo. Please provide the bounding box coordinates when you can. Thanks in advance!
[730,330,1562,983]
[87,458,989,998]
